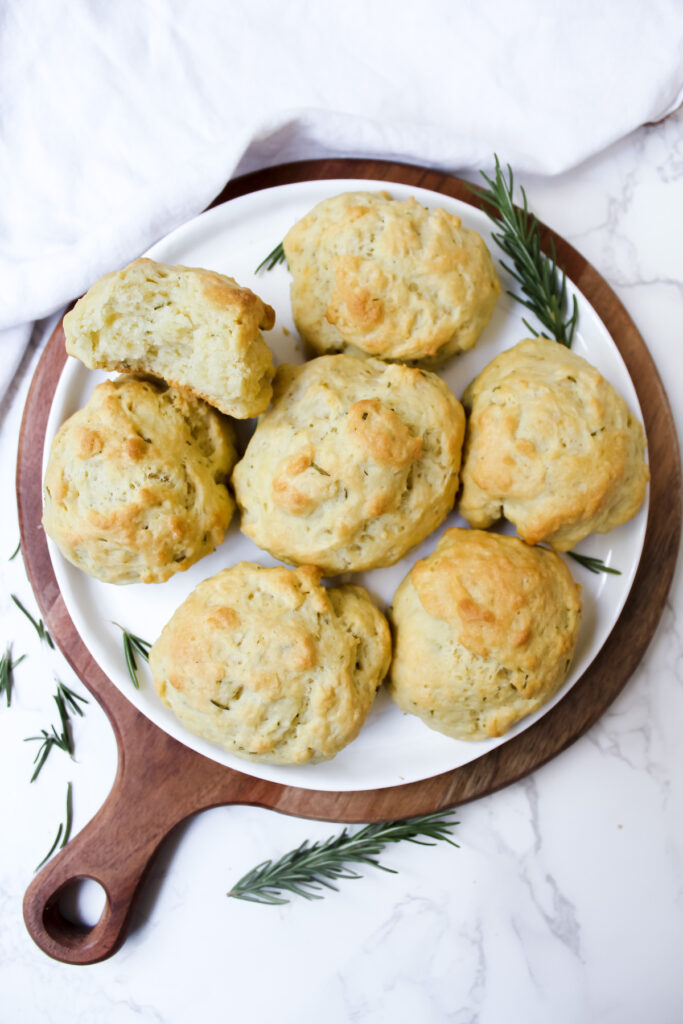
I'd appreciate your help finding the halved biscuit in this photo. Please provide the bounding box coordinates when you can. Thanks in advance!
[64,258,275,418]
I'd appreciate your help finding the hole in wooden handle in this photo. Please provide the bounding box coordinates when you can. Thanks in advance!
[24,864,139,965]
[26,873,128,963]
[48,876,108,934]
[43,877,109,947]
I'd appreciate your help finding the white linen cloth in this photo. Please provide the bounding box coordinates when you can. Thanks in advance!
[1,0,682,398]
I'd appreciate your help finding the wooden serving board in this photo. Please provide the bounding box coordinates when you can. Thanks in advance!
[19,159,681,965]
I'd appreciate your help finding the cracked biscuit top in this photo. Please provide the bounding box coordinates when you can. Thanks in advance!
[149,562,391,764]
[458,337,649,549]
[388,528,582,740]
[283,191,500,362]
[42,374,236,584]
[231,355,466,574]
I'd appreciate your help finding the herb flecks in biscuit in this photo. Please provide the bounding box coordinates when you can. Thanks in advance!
[231,355,466,574]
[64,258,275,418]
[458,337,649,550]
[42,375,236,584]
[388,528,582,740]
[149,563,391,765]
[283,192,500,363]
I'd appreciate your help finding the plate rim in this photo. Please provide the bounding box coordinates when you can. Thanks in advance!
[44,173,648,791]
[17,157,682,812]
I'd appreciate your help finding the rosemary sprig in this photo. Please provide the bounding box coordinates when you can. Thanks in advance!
[24,680,88,781]
[35,782,73,871]
[469,155,578,347]
[567,551,622,575]
[11,594,54,649]
[228,810,460,905]
[255,241,286,274]
[9,539,21,561]
[0,645,26,707]
[115,624,151,689]
[25,723,71,782]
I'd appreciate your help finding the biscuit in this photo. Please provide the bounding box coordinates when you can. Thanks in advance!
[231,355,466,574]
[458,337,649,549]
[388,528,582,740]
[149,562,392,764]
[42,374,236,584]
[64,258,275,418]
[283,191,501,362]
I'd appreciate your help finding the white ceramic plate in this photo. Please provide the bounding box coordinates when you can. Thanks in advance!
[44,178,649,792]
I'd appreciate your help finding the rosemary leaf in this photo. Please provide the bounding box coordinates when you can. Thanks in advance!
[24,680,85,781]
[11,594,54,649]
[228,810,460,905]
[123,633,140,688]
[64,779,74,845]
[469,155,578,347]
[56,680,89,717]
[9,539,21,561]
[53,691,72,755]
[35,823,62,872]
[25,729,60,782]
[567,551,622,575]
[255,241,286,274]
[35,782,73,871]
[129,635,151,662]
[0,646,25,707]
[114,624,151,688]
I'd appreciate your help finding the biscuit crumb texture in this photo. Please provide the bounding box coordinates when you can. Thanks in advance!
[42,374,236,584]
[64,258,275,418]
[283,191,500,362]
[389,528,582,740]
[458,338,650,549]
[149,563,392,764]
[232,355,466,574]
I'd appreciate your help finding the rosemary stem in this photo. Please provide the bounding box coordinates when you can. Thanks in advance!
[228,811,460,904]
[469,155,577,348]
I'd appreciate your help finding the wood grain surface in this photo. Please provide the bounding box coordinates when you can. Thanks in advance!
[19,159,681,965]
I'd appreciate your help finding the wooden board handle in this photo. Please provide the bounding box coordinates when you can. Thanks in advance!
[22,731,212,964]
[20,690,258,964]
[23,807,169,965]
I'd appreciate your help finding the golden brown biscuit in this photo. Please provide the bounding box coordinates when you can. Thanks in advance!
[64,258,275,418]
[149,562,392,764]
[458,338,649,549]
[388,528,582,740]
[42,374,236,584]
[231,355,466,574]
[283,191,500,362]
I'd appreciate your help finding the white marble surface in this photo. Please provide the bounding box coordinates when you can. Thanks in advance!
[1,112,682,1023]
